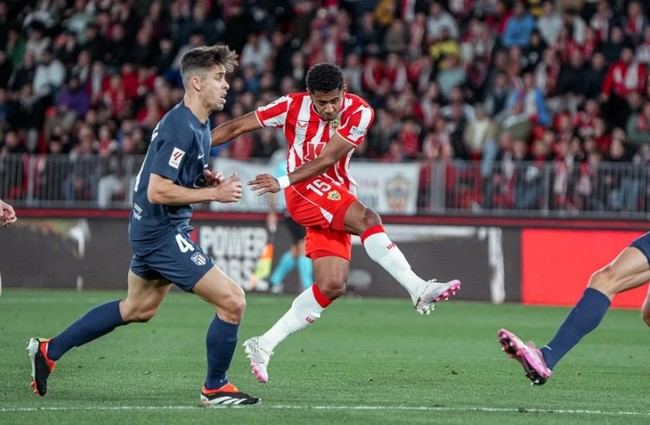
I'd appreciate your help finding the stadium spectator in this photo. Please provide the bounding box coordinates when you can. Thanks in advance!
[626,100,650,147]
[426,1,459,42]
[536,0,563,45]
[32,48,65,99]
[502,1,535,48]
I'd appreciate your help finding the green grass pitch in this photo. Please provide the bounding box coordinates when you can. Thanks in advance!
[1,289,649,424]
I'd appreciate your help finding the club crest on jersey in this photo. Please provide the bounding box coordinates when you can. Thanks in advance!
[169,147,185,169]
[191,252,207,266]
[327,190,341,201]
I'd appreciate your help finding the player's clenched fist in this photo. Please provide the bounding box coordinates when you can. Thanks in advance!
[1,199,17,227]
[248,173,280,195]
[209,173,242,203]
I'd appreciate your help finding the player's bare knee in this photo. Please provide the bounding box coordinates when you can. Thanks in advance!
[220,293,246,321]
[121,304,157,322]
[318,278,346,300]
[587,265,618,296]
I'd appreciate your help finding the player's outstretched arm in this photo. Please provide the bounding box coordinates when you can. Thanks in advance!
[248,134,354,195]
[148,173,242,205]
[1,199,17,227]
[211,112,262,146]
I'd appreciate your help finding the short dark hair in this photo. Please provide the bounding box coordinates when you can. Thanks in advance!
[305,63,344,93]
[180,45,238,84]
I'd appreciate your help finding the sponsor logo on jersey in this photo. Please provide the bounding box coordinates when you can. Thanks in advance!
[327,190,341,201]
[191,252,207,266]
[169,147,186,169]
[349,125,366,140]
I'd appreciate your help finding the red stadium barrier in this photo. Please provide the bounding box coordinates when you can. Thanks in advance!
[522,229,649,309]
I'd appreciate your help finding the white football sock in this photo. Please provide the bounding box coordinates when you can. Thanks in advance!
[362,229,427,300]
[259,285,329,352]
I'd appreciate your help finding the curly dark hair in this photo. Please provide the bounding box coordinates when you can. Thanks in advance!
[305,63,344,93]
[180,45,238,85]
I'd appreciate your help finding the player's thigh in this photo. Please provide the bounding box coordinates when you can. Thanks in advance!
[192,265,245,317]
[589,243,650,296]
[121,271,172,321]
[343,200,381,235]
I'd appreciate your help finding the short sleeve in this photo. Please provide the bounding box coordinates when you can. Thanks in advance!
[150,124,195,182]
[336,104,375,146]
[255,96,291,128]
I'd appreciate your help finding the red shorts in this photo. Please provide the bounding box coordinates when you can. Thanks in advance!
[284,175,357,260]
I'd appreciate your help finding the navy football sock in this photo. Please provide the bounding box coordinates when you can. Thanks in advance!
[541,288,611,369]
[205,314,239,389]
[48,300,127,361]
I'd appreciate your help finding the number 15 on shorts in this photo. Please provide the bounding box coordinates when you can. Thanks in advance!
[306,179,332,196]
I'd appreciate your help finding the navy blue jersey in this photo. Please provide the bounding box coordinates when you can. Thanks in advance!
[129,102,210,243]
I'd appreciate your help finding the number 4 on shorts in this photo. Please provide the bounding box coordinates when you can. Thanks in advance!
[175,234,195,253]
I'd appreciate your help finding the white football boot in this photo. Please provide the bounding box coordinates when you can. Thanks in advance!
[242,337,272,384]
[413,279,461,315]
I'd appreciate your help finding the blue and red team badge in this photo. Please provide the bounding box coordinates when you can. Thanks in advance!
[191,252,207,266]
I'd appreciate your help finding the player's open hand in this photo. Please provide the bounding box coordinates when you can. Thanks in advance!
[211,173,242,203]
[1,200,17,227]
[248,173,280,195]
[203,169,224,187]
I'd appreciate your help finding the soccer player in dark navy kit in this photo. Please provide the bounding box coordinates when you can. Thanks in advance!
[498,232,650,385]
[27,45,260,406]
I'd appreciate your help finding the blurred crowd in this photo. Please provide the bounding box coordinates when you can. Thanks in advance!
[0,0,650,211]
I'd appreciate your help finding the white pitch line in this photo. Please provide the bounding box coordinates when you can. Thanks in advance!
[1,404,649,417]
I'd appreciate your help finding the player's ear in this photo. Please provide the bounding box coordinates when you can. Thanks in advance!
[191,74,202,92]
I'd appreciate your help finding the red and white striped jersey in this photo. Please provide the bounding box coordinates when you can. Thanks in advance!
[255,92,375,190]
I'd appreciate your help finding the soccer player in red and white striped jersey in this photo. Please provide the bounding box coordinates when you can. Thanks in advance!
[211,64,460,384]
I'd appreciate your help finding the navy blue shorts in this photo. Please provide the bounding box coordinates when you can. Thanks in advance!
[130,230,213,292]
[630,232,650,264]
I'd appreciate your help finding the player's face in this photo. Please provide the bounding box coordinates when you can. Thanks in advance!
[202,64,229,112]
[309,89,344,122]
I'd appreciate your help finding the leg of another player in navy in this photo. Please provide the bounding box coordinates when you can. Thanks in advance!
[499,231,650,385]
